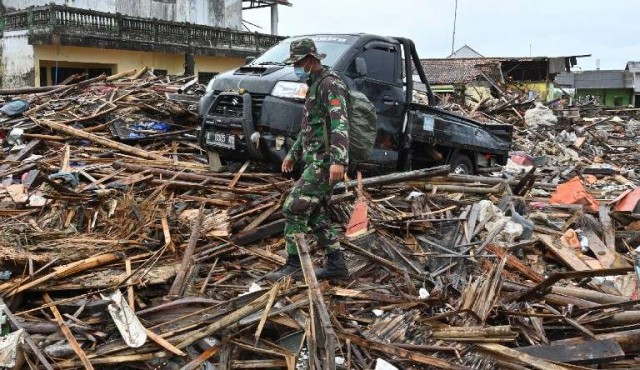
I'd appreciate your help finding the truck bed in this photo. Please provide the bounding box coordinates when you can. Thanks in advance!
[408,102,513,155]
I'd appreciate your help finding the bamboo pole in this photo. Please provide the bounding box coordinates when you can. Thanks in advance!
[167,207,204,298]
[43,293,95,370]
[4,253,119,296]
[144,328,186,357]
[35,118,174,162]
[338,332,467,370]
[106,68,137,82]
[175,292,270,349]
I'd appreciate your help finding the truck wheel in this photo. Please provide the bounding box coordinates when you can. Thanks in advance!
[449,153,474,175]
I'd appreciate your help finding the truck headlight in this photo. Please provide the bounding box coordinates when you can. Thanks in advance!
[271,81,308,100]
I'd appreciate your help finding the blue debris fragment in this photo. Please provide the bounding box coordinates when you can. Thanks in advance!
[0,99,30,117]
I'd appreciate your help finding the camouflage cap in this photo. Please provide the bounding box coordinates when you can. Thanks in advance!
[284,38,326,65]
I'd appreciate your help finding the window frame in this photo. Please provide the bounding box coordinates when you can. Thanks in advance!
[357,41,402,86]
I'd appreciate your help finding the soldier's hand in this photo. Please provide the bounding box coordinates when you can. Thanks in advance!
[329,164,345,183]
[281,157,294,173]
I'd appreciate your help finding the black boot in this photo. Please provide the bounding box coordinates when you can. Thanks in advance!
[315,250,349,280]
[264,254,302,281]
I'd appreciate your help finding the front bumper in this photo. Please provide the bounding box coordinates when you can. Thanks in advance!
[198,91,303,164]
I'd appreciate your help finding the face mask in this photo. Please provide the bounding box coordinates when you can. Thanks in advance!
[294,62,310,80]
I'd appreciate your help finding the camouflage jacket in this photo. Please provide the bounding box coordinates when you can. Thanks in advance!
[286,68,349,166]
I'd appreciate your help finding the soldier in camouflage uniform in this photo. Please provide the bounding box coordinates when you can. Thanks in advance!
[264,38,350,281]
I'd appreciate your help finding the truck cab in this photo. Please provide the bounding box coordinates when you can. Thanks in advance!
[198,34,512,175]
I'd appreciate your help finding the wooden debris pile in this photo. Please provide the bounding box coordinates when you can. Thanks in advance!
[0,73,639,369]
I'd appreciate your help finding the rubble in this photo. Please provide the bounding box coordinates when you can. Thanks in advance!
[0,71,639,369]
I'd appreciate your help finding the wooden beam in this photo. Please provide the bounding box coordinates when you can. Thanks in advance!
[517,339,624,365]
[167,208,204,298]
[477,343,569,370]
[337,332,467,370]
[295,234,336,370]
[537,234,591,271]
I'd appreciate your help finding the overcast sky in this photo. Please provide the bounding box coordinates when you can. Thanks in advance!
[243,0,638,71]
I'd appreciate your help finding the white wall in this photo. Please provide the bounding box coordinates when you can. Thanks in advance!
[0,31,35,88]
[3,0,116,13]
[3,0,243,29]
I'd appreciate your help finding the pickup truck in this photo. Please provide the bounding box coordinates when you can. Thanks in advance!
[197,34,512,175]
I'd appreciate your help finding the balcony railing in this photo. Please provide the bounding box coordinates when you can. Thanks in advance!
[2,5,283,54]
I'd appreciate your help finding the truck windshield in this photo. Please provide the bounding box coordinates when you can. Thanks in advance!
[251,36,354,67]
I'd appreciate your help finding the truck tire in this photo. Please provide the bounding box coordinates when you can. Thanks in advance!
[449,153,474,175]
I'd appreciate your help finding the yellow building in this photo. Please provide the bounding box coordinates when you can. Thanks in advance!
[35,45,245,86]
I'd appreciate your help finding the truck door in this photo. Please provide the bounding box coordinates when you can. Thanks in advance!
[348,41,406,171]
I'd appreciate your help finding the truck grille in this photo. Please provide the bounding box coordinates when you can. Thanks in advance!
[211,91,266,122]
[212,95,243,118]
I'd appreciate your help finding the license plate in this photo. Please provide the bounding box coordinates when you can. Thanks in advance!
[207,131,236,149]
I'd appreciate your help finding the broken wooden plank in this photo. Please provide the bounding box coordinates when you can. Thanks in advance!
[175,292,270,349]
[295,234,336,370]
[511,267,634,302]
[537,234,591,271]
[229,160,250,188]
[4,253,120,296]
[167,207,204,298]
[432,325,517,342]
[333,165,450,192]
[477,343,570,370]
[231,218,285,246]
[516,339,625,365]
[43,293,95,370]
[583,229,627,269]
[0,139,41,172]
[35,118,177,163]
[485,244,544,283]
[338,332,467,370]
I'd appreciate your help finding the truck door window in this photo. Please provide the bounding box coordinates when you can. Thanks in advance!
[360,44,398,85]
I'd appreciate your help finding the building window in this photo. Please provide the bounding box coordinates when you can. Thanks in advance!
[153,69,168,77]
[88,68,113,78]
[40,67,47,87]
[40,61,115,86]
[614,97,625,107]
[51,67,85,85]
[50,67,112,84]
[198,72,219,85]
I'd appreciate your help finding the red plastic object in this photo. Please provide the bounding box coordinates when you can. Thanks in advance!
[550,177,599,212]
[614,188,640,213]
[510,152,534,166]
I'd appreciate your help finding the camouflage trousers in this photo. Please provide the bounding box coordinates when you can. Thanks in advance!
[282,161,340,255]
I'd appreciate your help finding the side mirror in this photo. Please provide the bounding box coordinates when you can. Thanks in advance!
[245,56,256,65]
[355,57,367,77]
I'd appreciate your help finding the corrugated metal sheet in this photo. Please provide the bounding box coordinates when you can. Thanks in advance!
[555,72,574,87]
[626,61,640,72]
[572,70,634,89]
